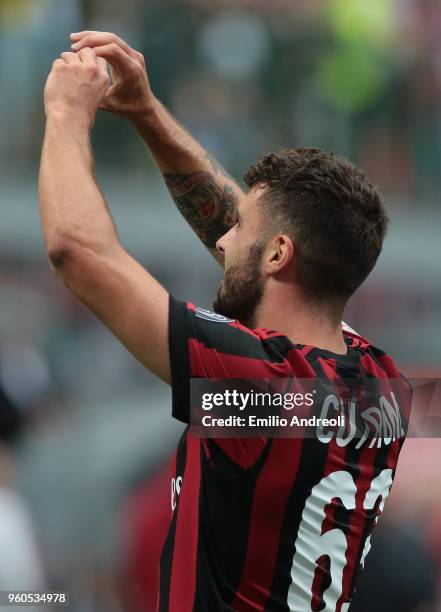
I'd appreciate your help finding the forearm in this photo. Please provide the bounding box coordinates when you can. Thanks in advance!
[39,112,171,383]
[132,98,244,256]
[39,114,118,271]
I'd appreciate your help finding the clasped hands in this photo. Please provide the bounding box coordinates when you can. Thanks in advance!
[44,31,154,129]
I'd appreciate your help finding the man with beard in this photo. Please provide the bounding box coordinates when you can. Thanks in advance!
[39,34,410,612]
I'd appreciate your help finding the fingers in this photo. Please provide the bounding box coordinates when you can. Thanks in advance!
[85,43,136,72]
[96,57,108,72]
[57,48,109,86]
[96,57,111,87]
[60,48,99,68]
[61,51,80,65]
[70,31,139,60]
[77,46,97,65]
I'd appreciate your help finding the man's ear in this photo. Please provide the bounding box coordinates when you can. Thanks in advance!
[265,234,295,275]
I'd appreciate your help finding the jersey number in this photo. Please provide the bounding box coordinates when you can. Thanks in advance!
[288,469,393,611]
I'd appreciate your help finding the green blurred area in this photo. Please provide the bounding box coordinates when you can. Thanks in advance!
[0,0,440,199]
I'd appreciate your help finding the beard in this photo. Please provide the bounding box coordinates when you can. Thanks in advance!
[213,242,265,328]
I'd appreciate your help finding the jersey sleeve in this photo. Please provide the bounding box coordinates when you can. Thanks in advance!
[168,295,285,423]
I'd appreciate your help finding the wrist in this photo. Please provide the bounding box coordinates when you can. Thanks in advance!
[45,106,94,134]
[129,96,161,129]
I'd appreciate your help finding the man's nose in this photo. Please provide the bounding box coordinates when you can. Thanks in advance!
[216,236,225,256]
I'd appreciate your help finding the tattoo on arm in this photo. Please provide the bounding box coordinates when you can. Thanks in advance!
[164,171,238,249]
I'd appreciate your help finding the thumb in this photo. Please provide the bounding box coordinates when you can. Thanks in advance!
[97,57,111,94]
[97,56,109,77]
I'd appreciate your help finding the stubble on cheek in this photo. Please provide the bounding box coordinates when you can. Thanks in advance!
[212,243,265,327]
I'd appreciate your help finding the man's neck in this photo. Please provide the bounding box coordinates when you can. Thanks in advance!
[254,291,347,355]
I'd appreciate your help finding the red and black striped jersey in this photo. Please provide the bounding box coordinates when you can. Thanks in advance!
[159,296,411,612]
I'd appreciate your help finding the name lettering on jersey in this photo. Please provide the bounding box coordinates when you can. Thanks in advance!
[317,391,405,448]
[194,308,235,323]
[171,476,183,512]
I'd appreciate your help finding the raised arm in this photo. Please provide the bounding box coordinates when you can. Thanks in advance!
[70,31,245,264]
[40,48,171,383]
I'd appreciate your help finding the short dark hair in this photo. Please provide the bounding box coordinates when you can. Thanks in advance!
[244,147,388,310]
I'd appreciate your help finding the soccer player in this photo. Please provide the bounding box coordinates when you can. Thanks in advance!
[39,34,410,612]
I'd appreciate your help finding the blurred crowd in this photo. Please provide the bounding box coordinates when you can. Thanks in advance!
[0,0,440,610]
[3,0,441,200]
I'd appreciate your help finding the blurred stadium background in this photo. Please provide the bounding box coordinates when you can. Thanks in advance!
[0,0,440,610]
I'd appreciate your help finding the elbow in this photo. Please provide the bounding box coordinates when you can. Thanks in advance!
[46,235,87,278]
[47,240,71,272]
[46,232,118,285]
